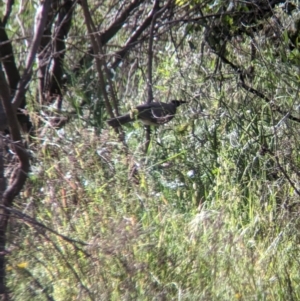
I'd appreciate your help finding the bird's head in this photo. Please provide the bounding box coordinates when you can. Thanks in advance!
[171,100,187,107]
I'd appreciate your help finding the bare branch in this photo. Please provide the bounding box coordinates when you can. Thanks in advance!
[146,0,160,103]
[146,0,173,103]
[0,25,20,96]
[2,0,14,26]
[12,0,52,110]
[215,50,300,124]
[2,205,89,248]
[48,0,76,101]
[142,0,172,152]
[111,4,159,71]
[101,0,144,44]
[74,0,144,75]
[0,64,30,296]
[80,0,115,119]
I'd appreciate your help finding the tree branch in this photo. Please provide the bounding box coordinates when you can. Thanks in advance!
[111,3,161,71]
[12,0,52,110]
[215,51,300,123]
[145,0,172,153]
[2,0,14,26]
[74,0,144,75]
[80,0,115,119]
[0,64,30,296]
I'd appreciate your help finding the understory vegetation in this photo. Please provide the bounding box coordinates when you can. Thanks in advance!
[2,0,300,300]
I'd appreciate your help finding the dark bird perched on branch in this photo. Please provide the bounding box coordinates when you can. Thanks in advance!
[107,100,186,127]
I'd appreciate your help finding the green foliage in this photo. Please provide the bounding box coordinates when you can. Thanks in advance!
[5,0,300,300]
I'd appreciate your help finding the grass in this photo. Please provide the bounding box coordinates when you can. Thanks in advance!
[6,112,300,300]
[6,7,300,299]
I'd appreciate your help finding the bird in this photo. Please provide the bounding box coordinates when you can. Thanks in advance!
[107,100,186,128]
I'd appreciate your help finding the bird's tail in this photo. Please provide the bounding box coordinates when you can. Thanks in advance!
[107,114,133,127]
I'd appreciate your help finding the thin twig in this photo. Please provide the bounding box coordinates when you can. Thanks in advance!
[0,205,90,247]
[145,0,172,153]
[216,51,300,123]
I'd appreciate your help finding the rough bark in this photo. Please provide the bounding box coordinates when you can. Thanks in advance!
[0,65,30,298]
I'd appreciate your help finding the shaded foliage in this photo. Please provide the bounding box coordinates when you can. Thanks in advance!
[2,0,300,299]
